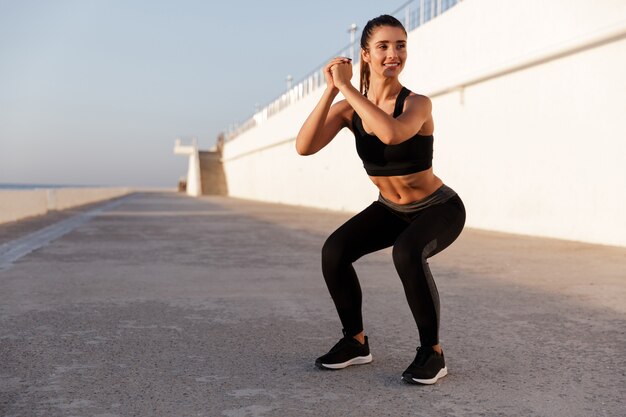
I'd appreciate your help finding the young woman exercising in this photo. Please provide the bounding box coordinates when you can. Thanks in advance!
[296,15,466,385]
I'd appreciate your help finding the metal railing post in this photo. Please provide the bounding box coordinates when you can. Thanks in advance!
[348,23,357,61]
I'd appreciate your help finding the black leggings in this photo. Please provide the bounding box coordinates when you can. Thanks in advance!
[321,192,465,346]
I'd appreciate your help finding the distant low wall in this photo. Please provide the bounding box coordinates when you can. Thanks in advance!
[0,188,133,224]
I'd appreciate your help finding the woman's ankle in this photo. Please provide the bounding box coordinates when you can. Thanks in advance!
[353,331,365,345]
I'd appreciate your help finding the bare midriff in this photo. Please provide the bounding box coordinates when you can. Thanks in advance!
[370,167,444,204]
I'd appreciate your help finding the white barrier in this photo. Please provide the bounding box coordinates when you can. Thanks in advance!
[222,0,626,247]
[0,188,133,224]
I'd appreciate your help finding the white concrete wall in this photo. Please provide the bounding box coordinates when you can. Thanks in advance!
[223,0,626,247]
[0,188,133,224]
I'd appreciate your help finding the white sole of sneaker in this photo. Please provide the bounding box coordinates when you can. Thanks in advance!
[404,366,448,385]
[320,354,373,370]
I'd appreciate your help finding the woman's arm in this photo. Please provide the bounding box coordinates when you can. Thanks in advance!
[331,62,432,145]
[295,90,350,156]
[296,58,352,156]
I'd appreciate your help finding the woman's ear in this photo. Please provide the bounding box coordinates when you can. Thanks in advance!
[362,49,370,64]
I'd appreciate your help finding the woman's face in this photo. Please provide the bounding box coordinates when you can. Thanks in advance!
[363,25,407,78]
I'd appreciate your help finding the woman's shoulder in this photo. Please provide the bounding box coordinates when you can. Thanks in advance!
[405,89,432,105]
[403,90,432,114]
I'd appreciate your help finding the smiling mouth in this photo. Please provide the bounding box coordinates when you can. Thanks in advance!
[384,63,400,67]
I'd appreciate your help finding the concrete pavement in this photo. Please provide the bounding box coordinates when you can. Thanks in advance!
[1,192,624,416]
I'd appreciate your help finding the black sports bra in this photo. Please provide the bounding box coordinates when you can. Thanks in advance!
[352,87,434,177]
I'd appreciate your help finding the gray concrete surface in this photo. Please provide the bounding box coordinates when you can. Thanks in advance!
[0,192,624,417]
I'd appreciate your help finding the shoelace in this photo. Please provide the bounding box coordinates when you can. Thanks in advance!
[412,347,432,366]
[329,336,354,353]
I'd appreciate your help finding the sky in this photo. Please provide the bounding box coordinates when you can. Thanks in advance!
[0,0,410,187]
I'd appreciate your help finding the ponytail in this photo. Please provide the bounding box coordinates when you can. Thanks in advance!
[359,56,370,96]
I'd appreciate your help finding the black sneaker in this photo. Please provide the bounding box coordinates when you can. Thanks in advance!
[315,331,373,370]
[402,346,448,384]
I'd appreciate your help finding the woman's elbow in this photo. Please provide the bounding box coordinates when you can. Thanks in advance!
[377,131,399,145]
[378,126,412,145]
[295,140,313,156]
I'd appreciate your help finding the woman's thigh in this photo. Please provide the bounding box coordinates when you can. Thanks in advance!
[394,196,466,259]
[323,202,408,263]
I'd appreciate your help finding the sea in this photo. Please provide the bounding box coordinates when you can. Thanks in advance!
[0,183,95,190]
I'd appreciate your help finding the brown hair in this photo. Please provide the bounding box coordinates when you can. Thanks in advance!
[359,14,407,96]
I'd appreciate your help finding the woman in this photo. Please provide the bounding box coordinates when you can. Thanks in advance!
[296,15,465,385]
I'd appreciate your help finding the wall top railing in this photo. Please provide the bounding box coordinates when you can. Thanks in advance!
[224,0,462,142]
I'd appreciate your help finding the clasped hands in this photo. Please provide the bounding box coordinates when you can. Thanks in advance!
[324,57,353,91]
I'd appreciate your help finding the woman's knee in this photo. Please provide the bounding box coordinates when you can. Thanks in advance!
[392,238,430,278]
[322,233,350,270]
[392,243,413,273]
